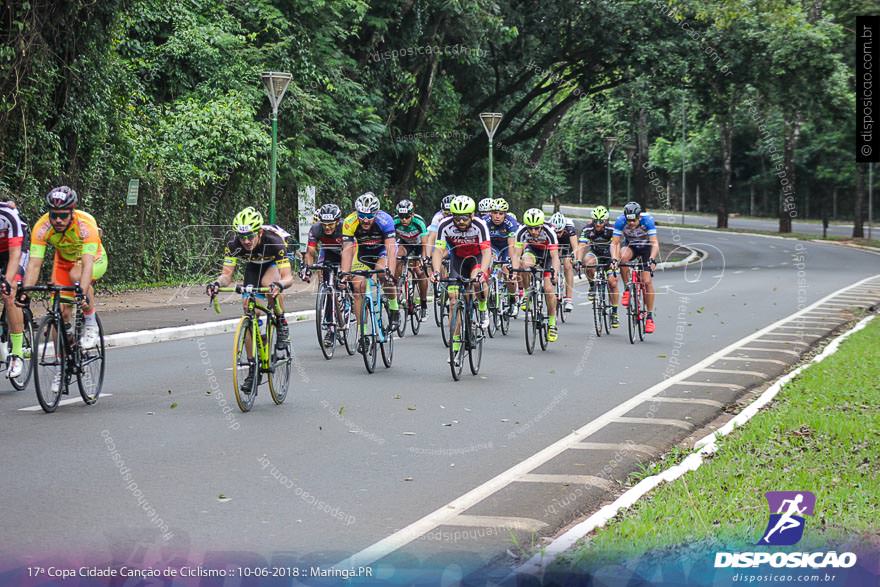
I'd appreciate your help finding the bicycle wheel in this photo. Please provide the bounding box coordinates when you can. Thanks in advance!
[448,299,465,380]
[361,302,377,373]
[10,311,36,391]
[396,276,408,337]
[440,287,450,348]
[523,295,537,355]
[232,316,258,412]
[316,284,335,360]
[486,280,497,339]
[380,300,394,368]
[538,292,549,352]
[627,284,638,345]
[592,286,604,337]
[32,315,65,413]
[467,302,483,376]
[77,314,105,405]
[409,278,422,336]
[341,291,357,355]
[556,279,566,324]
[600,281,611,334]
[433,282,444,327]
[267,317,291,405]
[637,285,646,342]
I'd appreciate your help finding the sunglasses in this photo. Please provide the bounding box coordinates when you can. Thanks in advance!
[625,215,638,221]
[358,213,376,220]
[49,211,71,220]
[238,232,258,241]
[398,214,413,219]
[452,214,471,222]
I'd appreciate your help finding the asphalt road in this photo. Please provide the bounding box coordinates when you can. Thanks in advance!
[0,227,877,581]
[548,203,867,238]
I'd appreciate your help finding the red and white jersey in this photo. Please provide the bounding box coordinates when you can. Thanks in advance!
[436,216,490,258]
[514,223,558,253]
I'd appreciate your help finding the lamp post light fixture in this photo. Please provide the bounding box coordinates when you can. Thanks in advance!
[603,136,618,209]
[261,71,293,224]
[479,112,503,199]
[623,144,636,200]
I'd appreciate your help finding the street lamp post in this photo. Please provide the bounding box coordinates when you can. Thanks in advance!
[261,71,292,224]
[479,113,504,199]
[624,144,636,200]
[603,136,618,209]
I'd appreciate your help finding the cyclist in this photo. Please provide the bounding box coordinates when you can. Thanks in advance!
[21,186,106,350]
[478,198,494,215]
[207,207,294,390]
[426,194,455,253]
[577,205,620,327]
[611,201,659,334]
[510,208,561,342]
[0,200,29,378]
[484,197,519,315]
[429,196,491,356]
[302,203,344,348]
[341,192,399,346]
[548,211,578,312]
[393,199,429,321]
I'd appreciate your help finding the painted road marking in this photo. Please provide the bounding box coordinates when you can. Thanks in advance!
[614,417,693,431]
[738,347,800,355]
[19,393,113,412]
[647,397,724,408]
[570,442,656,455]
[451,515,548,532]
[719,357,788,366]
[701,368,768,377]
[517,474,614,490]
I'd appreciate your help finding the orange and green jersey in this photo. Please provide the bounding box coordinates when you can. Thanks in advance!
[30,210,105,262]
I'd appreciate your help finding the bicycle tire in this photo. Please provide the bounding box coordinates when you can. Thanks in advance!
[601,281,611,334]
[10,310,36,390]
[380,300,394,368]
[524,300,536,355]
[267,316,291,405]
[499,297,511,335]
[637,285,646,341]
[538,291,549,352]
[556,278,566,324]
[32,314,65,413]
[77,313,105,405]
[408,278,422,336]
[316,284,335,360]
[627,284,638,344]
[232,316,258,412]
[396,275,408,338]
[361,302,378,373]
[486,279,498,339]
[468,301,482,376]
[448,299,464,380]
[433,282,444,327]
[592,286,604,337]
[341,291,357,355]
[440,288,450,348]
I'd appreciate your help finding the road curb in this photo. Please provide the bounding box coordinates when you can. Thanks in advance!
[514,313,877,578]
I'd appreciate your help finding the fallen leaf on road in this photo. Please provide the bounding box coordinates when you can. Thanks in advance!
[407,406,416,411]
[657,354,667,358]
[217,494,230,502]
[338,406,345,416]
[170,402,178,409]
[393,394,401,400]
[403,477,413,482]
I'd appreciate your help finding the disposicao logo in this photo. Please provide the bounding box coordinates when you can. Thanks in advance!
[714,491,857,569]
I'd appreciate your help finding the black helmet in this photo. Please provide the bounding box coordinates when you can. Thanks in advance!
[317,203,342,222]
[396,199,414,215]
[46,186,78,209]
[441,194,455,211]
[623,201,642,220]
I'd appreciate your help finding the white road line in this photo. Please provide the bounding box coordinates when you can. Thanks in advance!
[701,368,768,377]
[614,417,693,431]
[719,357,788,366]
[676,382,744,389]
[774,326,831,332]
[738,347,800,355]
[757,332,818,339]
[753,339,810,346]
[332,274,880,571]
[517,474,614,490]
[449,515,548,532]
[647,397,724,408]
[19,393,113,412]
[570,442,656,455]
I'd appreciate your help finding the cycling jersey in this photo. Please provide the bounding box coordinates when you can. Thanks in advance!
[435,216,490,259]
[394,214,428,245]
[514,223,558,255]
[579,221,614,256]
[612,213,657,248]
[342,211,396,258]
[307,222,343,263]
[223,229,290,270]
[30,209,104,262]
[554,222,578,255]
[482,213,519,249]
[0,203,28,253]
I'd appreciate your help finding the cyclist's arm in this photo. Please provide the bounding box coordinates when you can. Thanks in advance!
[3,244,22,286]
[551,248,561,279]
[431,239,446,274]
[384,236,397,274]
[341,241,355,273]
[610,236,622,262]
[510,242,523,270]
[78,253,96,296]
[568,234,578,255]
[304,244,318,267]
[649,235,660,262]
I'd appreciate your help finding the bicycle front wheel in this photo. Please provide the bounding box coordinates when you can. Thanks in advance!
[341,291,357,355]
[468,303,483,376]
[601,282,611,334]
[524,301,536,355]
[409,278,422,336]
[380,301,394,368]
[33,315,65,413]
[637,285,646,342]
[592,287,604,337]
[440,288,450,348]
[316,284,335,360]
[267,318,291,405]
[627,284,638,344]
[10,311,35,391]
[361,303,377,374]
[448,300,465,381]
[232,316,258,412]
[433,282,444,327]
[77,313,105,405]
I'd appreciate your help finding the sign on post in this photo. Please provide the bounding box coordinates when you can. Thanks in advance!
[297,186,316,250]
[126,179,140,206]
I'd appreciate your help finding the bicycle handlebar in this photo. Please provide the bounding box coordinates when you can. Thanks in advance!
[510,267,555,275]
[20,283,83,295]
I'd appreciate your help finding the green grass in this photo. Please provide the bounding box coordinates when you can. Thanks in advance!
[557,317,880,568]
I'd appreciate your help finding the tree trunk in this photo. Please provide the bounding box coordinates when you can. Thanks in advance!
[853,163,865,238]
[779,113,801,233]
[634,108,650,203]
[717,119,732,228]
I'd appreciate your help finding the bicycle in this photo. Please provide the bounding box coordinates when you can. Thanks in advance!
[433,256,450,330]
[341,269,394,374]
[396,254,426,337]
[441,276,484,381]
[0,300,35,390]
[212,285,291,412]
[308,264,356,360]
[556,253,575,324]
[620,260,654,344]
[590,262,614,337]
[487,260,511,337]
[21,284,105,413]
[511,267,555,354]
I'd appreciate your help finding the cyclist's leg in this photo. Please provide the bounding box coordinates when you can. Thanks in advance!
[52,256,76,334]
[412,255,429,313]
[351,254,371,335]
[1,253,24,351]
[563,255,574,299]
[519,250,536,301]
[584,251,598,280]
[543,259,557,319]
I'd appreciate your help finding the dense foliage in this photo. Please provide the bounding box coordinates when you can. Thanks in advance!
[0,0,872,284]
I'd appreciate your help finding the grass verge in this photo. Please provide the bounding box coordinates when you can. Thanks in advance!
[557,316,880,567]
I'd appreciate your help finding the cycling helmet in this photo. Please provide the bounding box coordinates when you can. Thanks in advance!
[233,206,264,234]
[478,198,493,213]
[523,208,545,227]
[317,203,342,222]
[591,205,609,221]
[45,186,78,209]
[494,198,509,212]
[449,195,476,215]
[623,201,642,220]
[396,199,414,215]
[441,194,455,211]
[549,212,567,231]
[355,192,381,214]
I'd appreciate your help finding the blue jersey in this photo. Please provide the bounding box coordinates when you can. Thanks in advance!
[482,213,519,249]
[612,214,657,248]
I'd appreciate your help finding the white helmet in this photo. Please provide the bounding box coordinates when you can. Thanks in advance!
[549,211,567,230]
[478,198,493,213]
[355,192,381,214]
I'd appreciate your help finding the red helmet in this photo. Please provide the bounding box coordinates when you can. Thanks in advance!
[46,186,78,209]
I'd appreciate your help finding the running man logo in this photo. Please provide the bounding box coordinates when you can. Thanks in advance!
[758,491,816,546]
